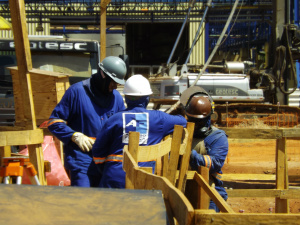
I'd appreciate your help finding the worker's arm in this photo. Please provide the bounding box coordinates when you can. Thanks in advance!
[162,112,187,136]
[190,130,228,172]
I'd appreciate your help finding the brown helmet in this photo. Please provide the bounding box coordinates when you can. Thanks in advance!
[185,96,212,119]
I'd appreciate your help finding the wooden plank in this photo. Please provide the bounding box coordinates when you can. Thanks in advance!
[125,132,140,189]
[222,173,276,181]
[275,137,289,213]
[0,129,44,146]
[0,146,11,166]
[193,173,235,213]
[177,122,195,192]
[282,128,300,138]
[222,128,283,139]
[29,68,70,78]
[33,92,57,120]
[0,184,167,225]
[166,125,183,185]
[227,189,281,198]
[10,69,24,126]
[198,166,210,210]
[186,171,276,181]
[9,0,36,130]
[28,144,47,185]
[123,147,194,225]
[100,0,111,9]
[227,189,300,199]
[195,212,300,225]
[100,6,106,60]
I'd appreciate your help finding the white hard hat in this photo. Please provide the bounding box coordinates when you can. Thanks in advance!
[123,74,153,96]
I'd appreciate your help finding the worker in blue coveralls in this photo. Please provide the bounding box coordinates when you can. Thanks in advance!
[92,74,187,188]
[47,56,127,187]
[185,93,228,212]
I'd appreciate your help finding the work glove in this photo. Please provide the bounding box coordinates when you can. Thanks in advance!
[190,150,202,170]
[71,132,95,152]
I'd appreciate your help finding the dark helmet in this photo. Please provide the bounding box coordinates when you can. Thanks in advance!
[98,56,127,85]
[185,96,212,120]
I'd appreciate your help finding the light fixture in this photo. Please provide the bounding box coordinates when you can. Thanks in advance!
[36,23,44,32]
[0,16,12,30]
[36,14,44,32]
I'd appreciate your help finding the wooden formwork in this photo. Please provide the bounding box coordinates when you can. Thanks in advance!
[124,127,300,225]
[185,128,300,224]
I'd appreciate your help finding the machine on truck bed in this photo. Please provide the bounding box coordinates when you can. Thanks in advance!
[148,23,300,128]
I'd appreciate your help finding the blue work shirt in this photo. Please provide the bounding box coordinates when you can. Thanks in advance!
[48,81,125,175]
[92,105,187,188]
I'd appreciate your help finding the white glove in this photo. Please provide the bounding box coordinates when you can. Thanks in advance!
[71,132,95,152]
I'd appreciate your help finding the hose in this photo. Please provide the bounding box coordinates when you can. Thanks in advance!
[166,0,240,113]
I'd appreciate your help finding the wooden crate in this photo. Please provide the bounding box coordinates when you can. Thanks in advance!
[8,67,70,127]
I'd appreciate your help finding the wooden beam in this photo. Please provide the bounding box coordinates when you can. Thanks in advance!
[28,144,47,185]
[186,172,276,181]
[275,137,289,213]
[193,173,235,213]
[0,184,167,225]
[227,189,300,199]
[123,147,195,225]
[166,125,183,184]
[100,0,108,60]
[9,0,36,129]
[222,128,283,139]
[100,0,111,9]
[0,129,44,146]
[195,212,300,225]
[198,166,210,210]
[0,146,11,166]
[177,122,195,192]
[125,132,140,189]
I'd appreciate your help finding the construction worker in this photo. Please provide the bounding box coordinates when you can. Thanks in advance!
[47,56,127,187]
[185,93,228,212]
[92,74,187,188]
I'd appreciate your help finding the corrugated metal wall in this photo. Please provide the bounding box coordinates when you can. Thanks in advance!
[0,18,50,38]
[189,19,205,66]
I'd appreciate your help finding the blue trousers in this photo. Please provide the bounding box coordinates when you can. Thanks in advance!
[70,171,101,187]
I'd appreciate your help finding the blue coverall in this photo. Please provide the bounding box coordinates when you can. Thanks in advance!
[190,126,228,212]
[48,77,125,187]
[92,96,187,188]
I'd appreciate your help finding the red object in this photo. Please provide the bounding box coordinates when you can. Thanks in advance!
[19,136,71,186]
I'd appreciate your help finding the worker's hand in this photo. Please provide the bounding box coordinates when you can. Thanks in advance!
[71,132,95,152]
[190,150,201,170]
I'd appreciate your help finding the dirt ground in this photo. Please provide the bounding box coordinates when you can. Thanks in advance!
[223,139,300,213]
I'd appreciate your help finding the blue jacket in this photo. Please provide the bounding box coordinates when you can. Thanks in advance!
[190,126,228,201]
[48,80,125,175]
[92,96,187,188]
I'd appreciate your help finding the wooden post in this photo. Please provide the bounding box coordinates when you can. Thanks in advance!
[198,166,210,209]
[9,0,36,130]
[100,0,111,60]
[166,125,183,184]
[0,146,11,166]
[177,122,195,192]
[8,0,46,184]
[275,137,289,213]
[125,132,140,189]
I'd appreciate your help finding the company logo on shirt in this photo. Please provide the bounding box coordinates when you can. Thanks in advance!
[122,113,149,144]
